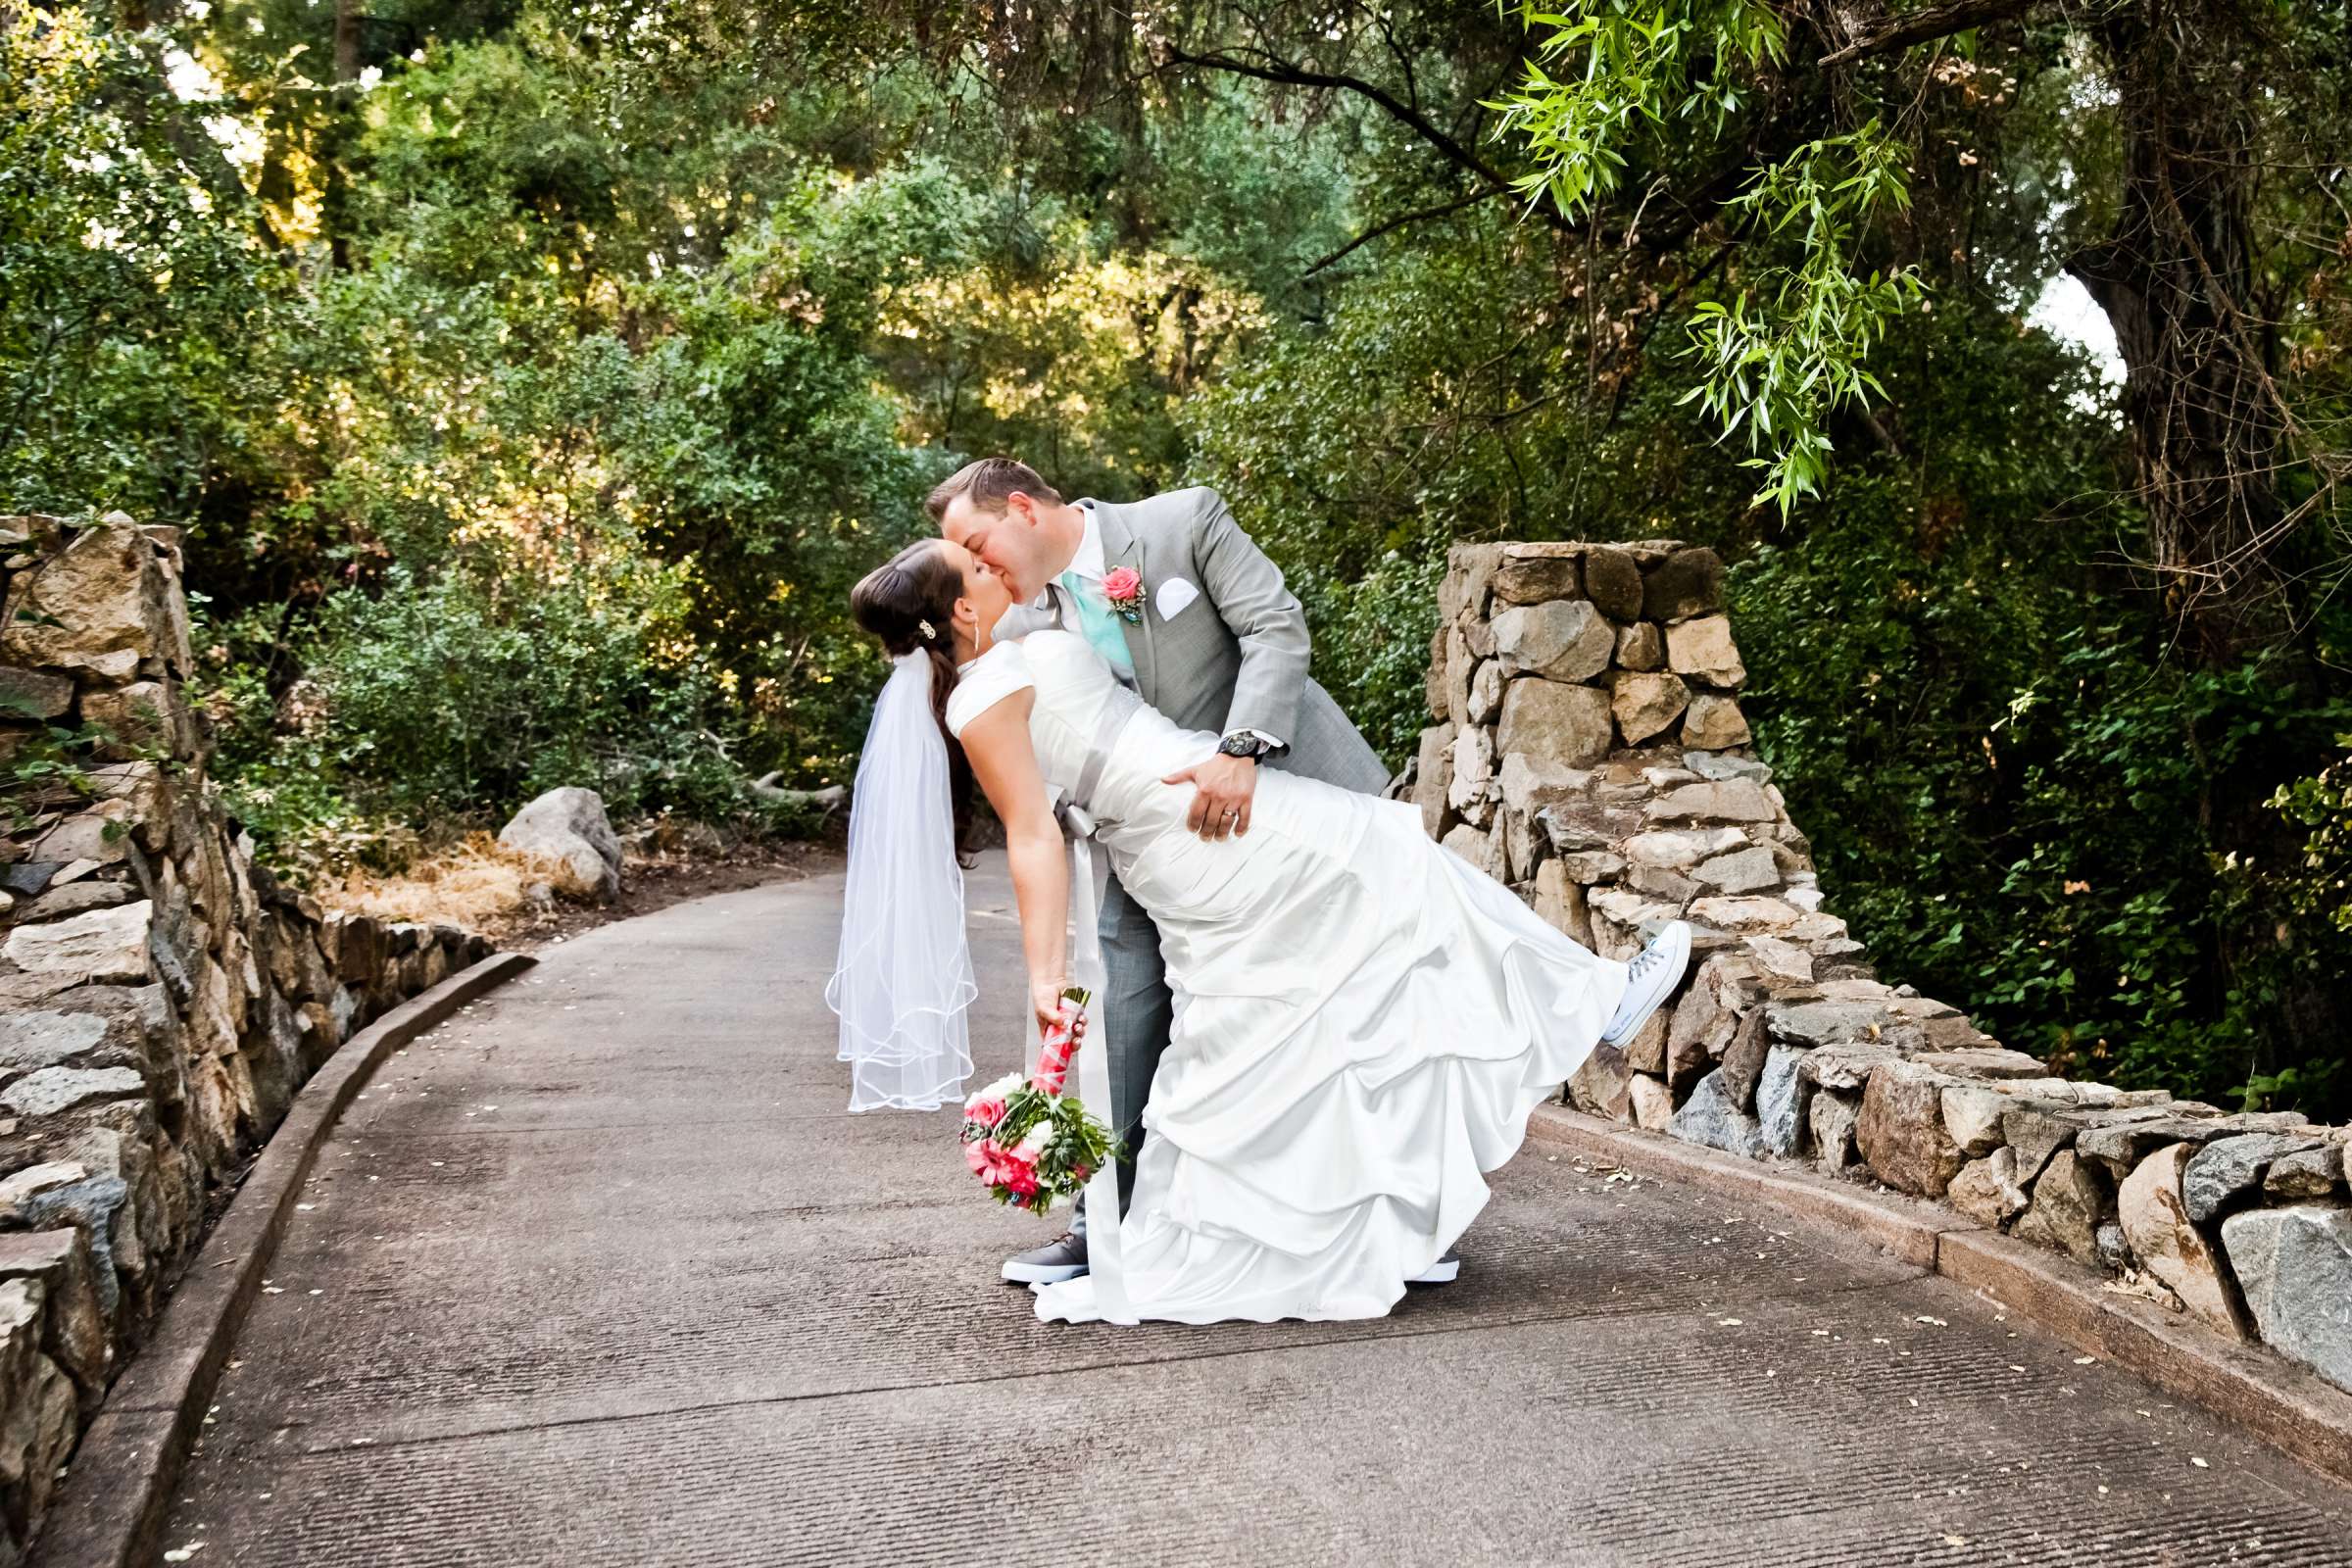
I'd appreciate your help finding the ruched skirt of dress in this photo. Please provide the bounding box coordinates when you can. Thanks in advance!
[1033,773,1630,1326]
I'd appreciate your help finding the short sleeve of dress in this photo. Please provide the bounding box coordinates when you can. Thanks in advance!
[943,641,1038,739]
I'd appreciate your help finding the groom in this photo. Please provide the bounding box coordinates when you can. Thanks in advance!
[928,458,1453,1287]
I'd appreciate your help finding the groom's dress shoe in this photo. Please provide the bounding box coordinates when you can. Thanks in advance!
[1003,1231,1089,1285]
[1406,1251,1461,1286]
[1600,921,1692,1047]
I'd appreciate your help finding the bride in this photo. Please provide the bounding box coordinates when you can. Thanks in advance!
[842,536,1691,1325]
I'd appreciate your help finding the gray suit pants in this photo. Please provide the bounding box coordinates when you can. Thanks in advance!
[1073,869,1173,1232]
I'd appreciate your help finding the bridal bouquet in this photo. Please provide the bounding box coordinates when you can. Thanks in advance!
[959,987,1120,1214]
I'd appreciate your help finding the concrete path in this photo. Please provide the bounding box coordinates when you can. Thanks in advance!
[161,857,2351,1565]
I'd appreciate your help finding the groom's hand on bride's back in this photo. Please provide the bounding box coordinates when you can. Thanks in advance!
[1164,753,1256,842]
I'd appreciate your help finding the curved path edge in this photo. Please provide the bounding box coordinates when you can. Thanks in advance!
[29,950,539,1568]
[1528,1102,2352,1489]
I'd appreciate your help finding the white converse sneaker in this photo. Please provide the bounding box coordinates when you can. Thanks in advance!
[1601,921,1692,1046]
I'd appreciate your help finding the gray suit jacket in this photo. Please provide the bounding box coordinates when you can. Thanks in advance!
[996,486,1388,795]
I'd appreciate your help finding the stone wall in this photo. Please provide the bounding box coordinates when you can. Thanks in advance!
[1414,539,2352,1396]
[0,514,489,1554]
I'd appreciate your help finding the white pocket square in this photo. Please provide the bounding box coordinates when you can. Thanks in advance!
[1155,576,1201,619]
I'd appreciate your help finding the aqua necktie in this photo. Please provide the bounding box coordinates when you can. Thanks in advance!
[1058,570,1137,677]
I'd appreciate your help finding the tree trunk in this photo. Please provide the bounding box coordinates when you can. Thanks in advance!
[2070,1,2347,1095]
[2068,0,2287,666]
[323,0,366,269]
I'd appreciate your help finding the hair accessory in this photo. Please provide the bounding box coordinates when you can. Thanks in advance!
[917,618,936,642]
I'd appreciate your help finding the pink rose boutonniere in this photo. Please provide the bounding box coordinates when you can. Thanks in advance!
[1102,565,1147,624]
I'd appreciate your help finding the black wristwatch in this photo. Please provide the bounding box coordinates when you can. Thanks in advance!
[1217,732,1271,760]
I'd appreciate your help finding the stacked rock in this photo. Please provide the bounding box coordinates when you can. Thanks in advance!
[0,514,489,1553]
[1414,537,2352,1396]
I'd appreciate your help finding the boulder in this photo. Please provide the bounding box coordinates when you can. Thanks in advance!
[498,787,622,904]
[0,1279,79,1538]
[1619,1007,1669,1076]
[1961,1148,2032,1225]
[24,880,134,922]
[1810,1089,1862,1174]
[1664,615,1746,686]
[1998,1101,2081,1186]
[2010,1150,2109,1268]
[2076,1113,2234,1178]
[2181,1133,2328,1225]
[1468,659,1506,724]
[1447,726,1495,812]
[1566,1043,1634,1120]
[1926,1047,2048,1081]
[2,901,154,984]
[78,679,198,759]
[1492,601,1616,682]
[1497,754,1586,816]
[1415,724,1456,839]
[1496,680,1615,768]
[1443,542,1503,621]
[0,521,190,678]
[0,666,73,721]
[1445,626,1474,723]
[1642,548,1726,621]
[1629,1073,1675,1130]
[1624,828,1745,868]
[1493,548,1582,605]
[1581,548,1645,620]
[1681,694,1752,749]
[1615,622,1664,671]
[1531,860,1592,947]
[0,1164,87,1217]
[1856,1059,1965,1196]
[24,802,133,867]
[1499,807,1543,883]
[0,1230,107,1399]
[1685,751,1771,784]
[1716,1006,1772,1110]
[2221,1205,2352,1394]
[1645,779,1777,824]
[1610,672,1690,745]
[1797,1039,1901,1094]
[1771,1000,1893,1051]
[2118,1143,2247,1338]
[1424,625,1448,720]
[1692,845,1777,894]
[0,1066,144,1119]
[1756,1046,1812,1156]
[1440,823,1504,880]
[1687,897,1803,934]
[2265,1143,2345,1201]
[0,1012,108,1080]
[1667,1070,1767,1158]
[1939,1082,2012,1157]
[1947,1157,2013,1228]
[1744,936,1815,983]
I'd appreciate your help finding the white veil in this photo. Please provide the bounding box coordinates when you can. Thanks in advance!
[826,653,977,1112]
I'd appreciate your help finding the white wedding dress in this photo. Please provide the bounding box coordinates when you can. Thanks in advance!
[946,630,1629,1324]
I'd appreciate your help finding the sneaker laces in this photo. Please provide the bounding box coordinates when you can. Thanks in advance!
[1626,935,1674,984]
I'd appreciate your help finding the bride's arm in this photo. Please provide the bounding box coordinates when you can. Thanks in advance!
[959,689,1071,1036]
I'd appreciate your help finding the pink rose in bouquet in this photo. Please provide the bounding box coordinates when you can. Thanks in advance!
[956,988,1122,1215]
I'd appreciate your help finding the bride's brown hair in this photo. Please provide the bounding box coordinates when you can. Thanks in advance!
[850,539,977,863]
